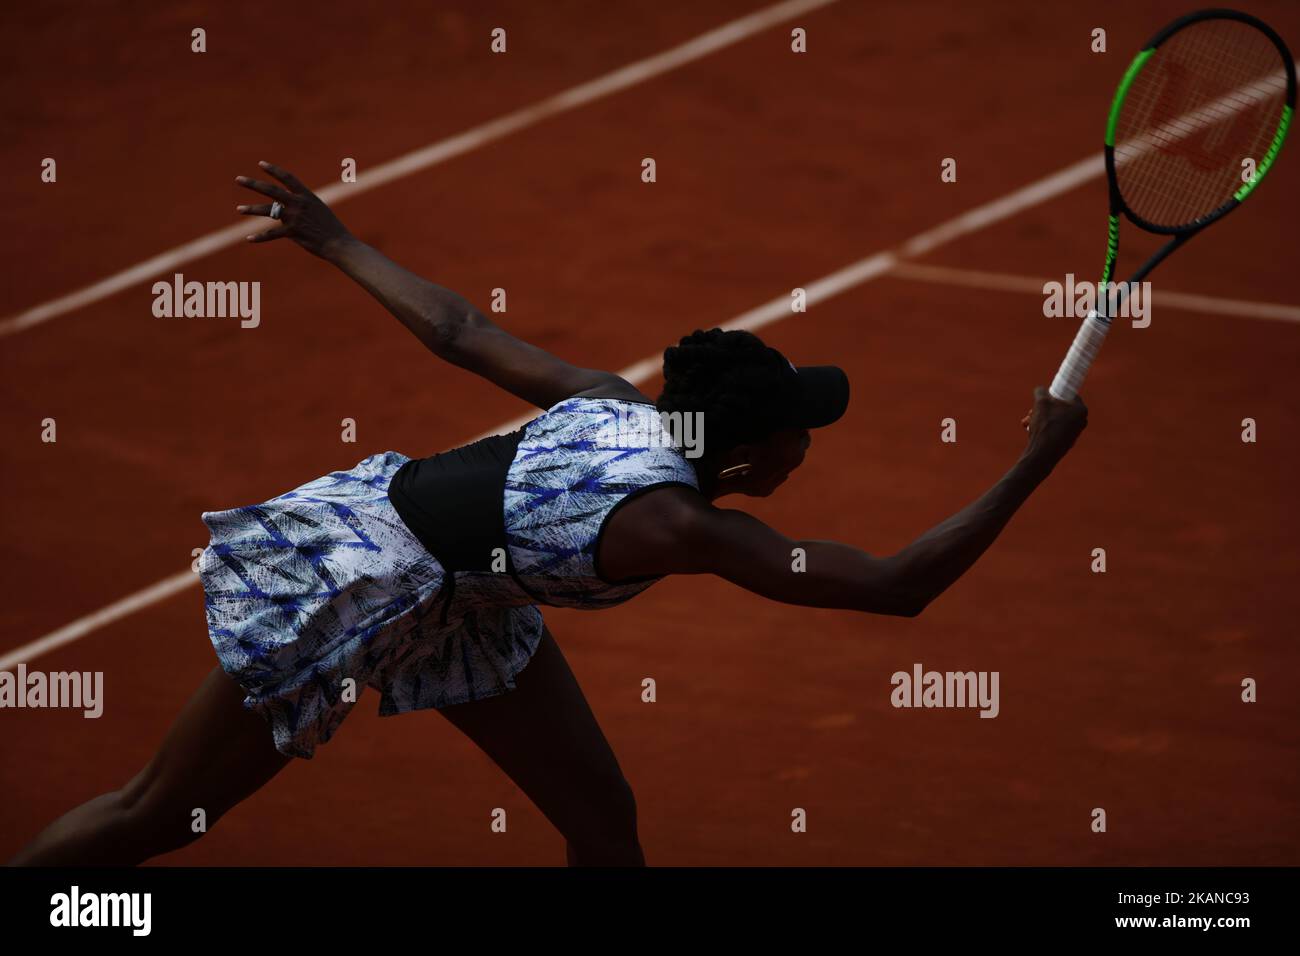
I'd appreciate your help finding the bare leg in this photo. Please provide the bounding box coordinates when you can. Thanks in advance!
[8,665,291,866]
[437,627,645,866]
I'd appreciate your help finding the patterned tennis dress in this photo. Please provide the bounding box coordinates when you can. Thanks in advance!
[197,397,698,758]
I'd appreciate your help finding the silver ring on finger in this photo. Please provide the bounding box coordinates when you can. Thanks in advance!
[269,201,284,220]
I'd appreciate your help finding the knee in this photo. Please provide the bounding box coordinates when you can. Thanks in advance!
[567,776,643,865]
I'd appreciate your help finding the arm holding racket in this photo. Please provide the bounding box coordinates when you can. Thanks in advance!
[878,387,1087,613]
[609,389,1087,617]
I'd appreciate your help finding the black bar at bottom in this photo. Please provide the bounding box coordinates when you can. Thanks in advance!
[0,866,1289,940]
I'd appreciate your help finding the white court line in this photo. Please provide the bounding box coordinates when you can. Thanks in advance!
[899,68,1287,260]
[462,252,906,442]
[888,262,1300,323]
[1117,68,1288,161]
[0,0,839,339]
[0,572,197,672]
[901,157,1102,257]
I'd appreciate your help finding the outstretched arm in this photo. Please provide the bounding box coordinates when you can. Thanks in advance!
[324,238,640,409]
[236,161,642,410]
[610,388,1088,616]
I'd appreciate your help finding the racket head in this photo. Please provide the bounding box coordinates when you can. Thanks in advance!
[1104,9,1296,236]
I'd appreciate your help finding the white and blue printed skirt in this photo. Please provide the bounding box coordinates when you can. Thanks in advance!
[197,451,544,759]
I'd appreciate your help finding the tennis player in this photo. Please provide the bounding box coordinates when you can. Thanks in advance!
[9,163,1087,867]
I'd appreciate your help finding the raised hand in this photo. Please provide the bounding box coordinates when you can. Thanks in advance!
[236,161,353,259]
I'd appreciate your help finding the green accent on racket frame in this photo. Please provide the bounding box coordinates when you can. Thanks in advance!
[1105,48,1155,147]
[1099,214,1120,286]
[1235,104,1293,201]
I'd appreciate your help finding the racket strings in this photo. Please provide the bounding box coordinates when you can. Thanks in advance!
[1114,18,1287,229]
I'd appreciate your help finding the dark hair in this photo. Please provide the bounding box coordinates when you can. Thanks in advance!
[657,328,794,453]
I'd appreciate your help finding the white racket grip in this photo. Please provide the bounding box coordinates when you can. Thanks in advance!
[1049,311,1110,401]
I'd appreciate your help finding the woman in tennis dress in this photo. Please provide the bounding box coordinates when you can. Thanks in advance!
[10,163,1087,867]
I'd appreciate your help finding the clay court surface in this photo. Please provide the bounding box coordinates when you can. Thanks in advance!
[2,0,1297,865]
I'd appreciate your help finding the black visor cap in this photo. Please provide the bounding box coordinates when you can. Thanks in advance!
[786,364,849,429]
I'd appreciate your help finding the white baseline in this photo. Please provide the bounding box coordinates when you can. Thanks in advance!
[0,0,838,339]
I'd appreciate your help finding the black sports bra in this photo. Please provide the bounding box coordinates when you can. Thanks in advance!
[387,429,523,573]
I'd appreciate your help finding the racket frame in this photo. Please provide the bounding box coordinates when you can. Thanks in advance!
[1050,8,1296,401]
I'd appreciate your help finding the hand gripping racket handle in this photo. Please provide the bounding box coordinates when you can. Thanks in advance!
[1049,311,1110,401]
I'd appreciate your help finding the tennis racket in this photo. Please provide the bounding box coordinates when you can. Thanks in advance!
[1049,8,1295,401]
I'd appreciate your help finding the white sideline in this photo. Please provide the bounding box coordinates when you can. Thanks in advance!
[0,0,839,339]
[0,572,196,672]
[888,262,1300,323]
